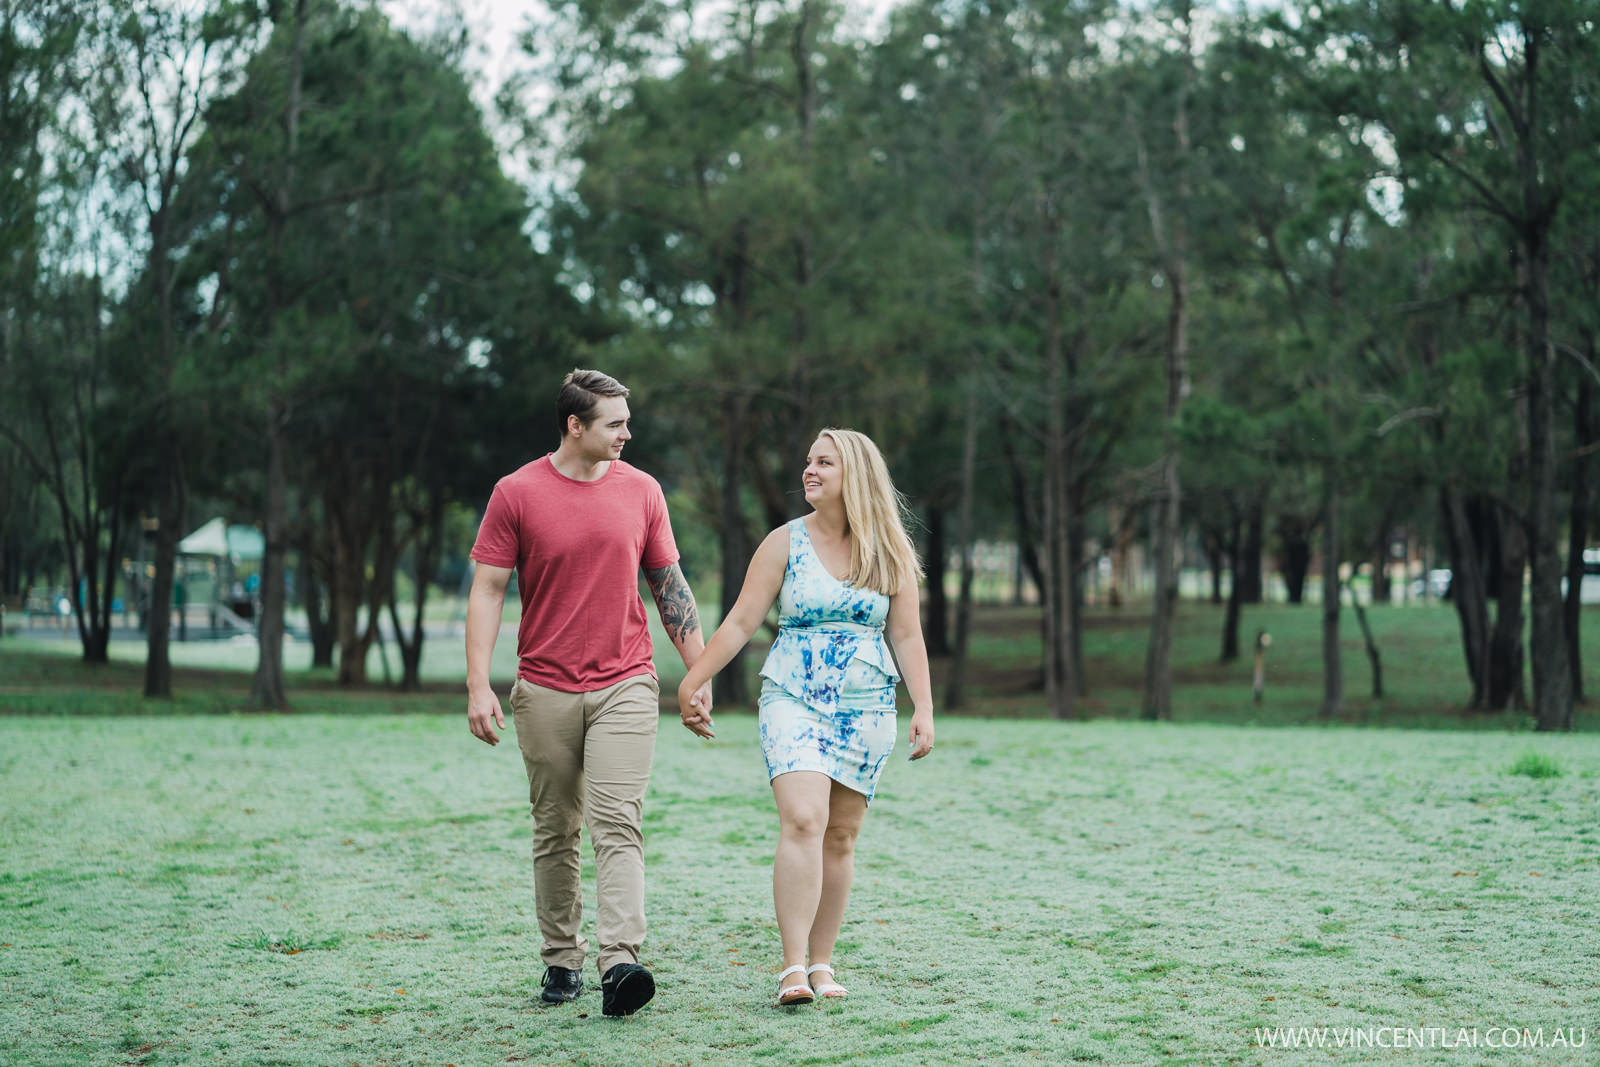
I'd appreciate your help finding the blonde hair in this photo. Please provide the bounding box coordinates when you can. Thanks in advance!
[818,428,922,597]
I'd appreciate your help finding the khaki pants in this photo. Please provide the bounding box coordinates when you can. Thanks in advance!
[509,673,660,976]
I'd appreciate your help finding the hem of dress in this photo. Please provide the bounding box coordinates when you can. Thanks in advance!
[767,764,879,803]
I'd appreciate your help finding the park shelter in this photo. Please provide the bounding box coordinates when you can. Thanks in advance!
[177,518,265,626]
[178,518,264,562]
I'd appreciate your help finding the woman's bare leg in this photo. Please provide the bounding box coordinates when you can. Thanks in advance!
[808,779,868,977]
[771,771,833,980]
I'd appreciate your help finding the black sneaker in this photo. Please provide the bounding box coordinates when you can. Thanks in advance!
[540,965,583,1004]
[600,962,655,1017]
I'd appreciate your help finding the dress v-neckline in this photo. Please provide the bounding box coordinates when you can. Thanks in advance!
[798,516,852,585]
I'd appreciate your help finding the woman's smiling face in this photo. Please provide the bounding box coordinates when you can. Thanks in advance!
[803,436,843,505]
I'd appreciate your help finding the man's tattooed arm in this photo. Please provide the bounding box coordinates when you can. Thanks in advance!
[644,562,703,647]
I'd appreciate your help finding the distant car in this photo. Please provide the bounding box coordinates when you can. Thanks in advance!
[1411,554,1600,603]
[1410,569,1453,600]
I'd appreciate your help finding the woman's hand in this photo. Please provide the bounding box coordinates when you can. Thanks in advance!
[907,710,934,760]
[678,676,715,739]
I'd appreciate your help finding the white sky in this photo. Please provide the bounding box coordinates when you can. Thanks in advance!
[379,0,903,107]
[376,0,904,215]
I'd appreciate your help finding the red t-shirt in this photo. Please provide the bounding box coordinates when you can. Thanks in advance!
[470,455,679,692]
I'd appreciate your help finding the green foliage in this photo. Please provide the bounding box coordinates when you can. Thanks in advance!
[226,929,343,954]
[1507,751,1562,780]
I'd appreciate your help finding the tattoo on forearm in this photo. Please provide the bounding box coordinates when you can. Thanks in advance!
[645,563,702,645]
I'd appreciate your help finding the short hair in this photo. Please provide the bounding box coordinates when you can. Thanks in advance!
[557,369,630,437]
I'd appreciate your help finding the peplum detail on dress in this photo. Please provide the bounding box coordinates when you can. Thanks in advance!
[757,520,899,710]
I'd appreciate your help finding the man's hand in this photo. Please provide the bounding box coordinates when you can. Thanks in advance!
[467,686,506,745]
[677,677,715,739]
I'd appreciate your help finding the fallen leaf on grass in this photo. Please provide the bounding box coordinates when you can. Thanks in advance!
[730,961,745,966]
[1451,871,1478,877]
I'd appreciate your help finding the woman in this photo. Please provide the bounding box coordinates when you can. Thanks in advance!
[677,428,935,1006]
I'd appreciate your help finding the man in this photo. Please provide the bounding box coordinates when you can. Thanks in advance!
[466,369,712,1017]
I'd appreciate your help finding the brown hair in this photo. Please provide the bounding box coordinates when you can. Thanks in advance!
[557,369,630,437]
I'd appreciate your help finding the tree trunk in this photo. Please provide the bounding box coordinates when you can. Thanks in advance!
[946,378,979,709]
[143,462,183,699]
[1319,473,1342,718]
[1371,519,1393,606]
[390,495,442,692]
[923,503,950,657]
[1515,27,1572,732]
[298,532,335,669]
[1441,487,1492,707]
[1346,576,1383,699]
[719,398,751,708]
[1068,478,1087,696]
[1564,371,1593,704]
[997,410,1043,599]
[1279,515,1312,604]
[1041,441,1075,719]
[1040,230,1075,720]
[1487,502,1527,710]
[249,0,306,711]
[1238,500,1264,603]
[1138,6,1190,722]
[332,507,370,686]
[250,412,288,710]
[1221,508,1242,662]
[1206,531,1223,605]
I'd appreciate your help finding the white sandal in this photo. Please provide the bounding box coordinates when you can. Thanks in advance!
[777,964,815,1005]
[806,963,848,999]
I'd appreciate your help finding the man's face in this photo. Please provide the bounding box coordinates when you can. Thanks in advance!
[572,396,632,462]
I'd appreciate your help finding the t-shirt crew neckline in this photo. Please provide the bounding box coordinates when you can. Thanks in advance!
[543,453,617,487]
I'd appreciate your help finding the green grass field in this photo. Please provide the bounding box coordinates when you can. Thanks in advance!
[2,713,1596,1065]
[2,600,1598,1064]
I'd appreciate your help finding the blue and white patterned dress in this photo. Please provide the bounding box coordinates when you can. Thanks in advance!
[757,517,900,800]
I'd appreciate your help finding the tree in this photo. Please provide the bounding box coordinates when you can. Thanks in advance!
[103,0,251,696]
[1313,0,1600,729]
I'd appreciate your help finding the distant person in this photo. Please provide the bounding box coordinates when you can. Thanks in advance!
[174,577,188,642]
[465,369,711,1018]
[676,428,935,1006]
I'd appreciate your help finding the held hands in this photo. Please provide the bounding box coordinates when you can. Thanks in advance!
[907,710,935,760]
[467,687,506,746]
[677,677,715,739]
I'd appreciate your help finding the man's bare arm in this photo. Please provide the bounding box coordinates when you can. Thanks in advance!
[465,563,513,746]
[644,562,703,648]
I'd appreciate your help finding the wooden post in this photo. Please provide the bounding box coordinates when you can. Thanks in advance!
[1253,630,1271,704]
